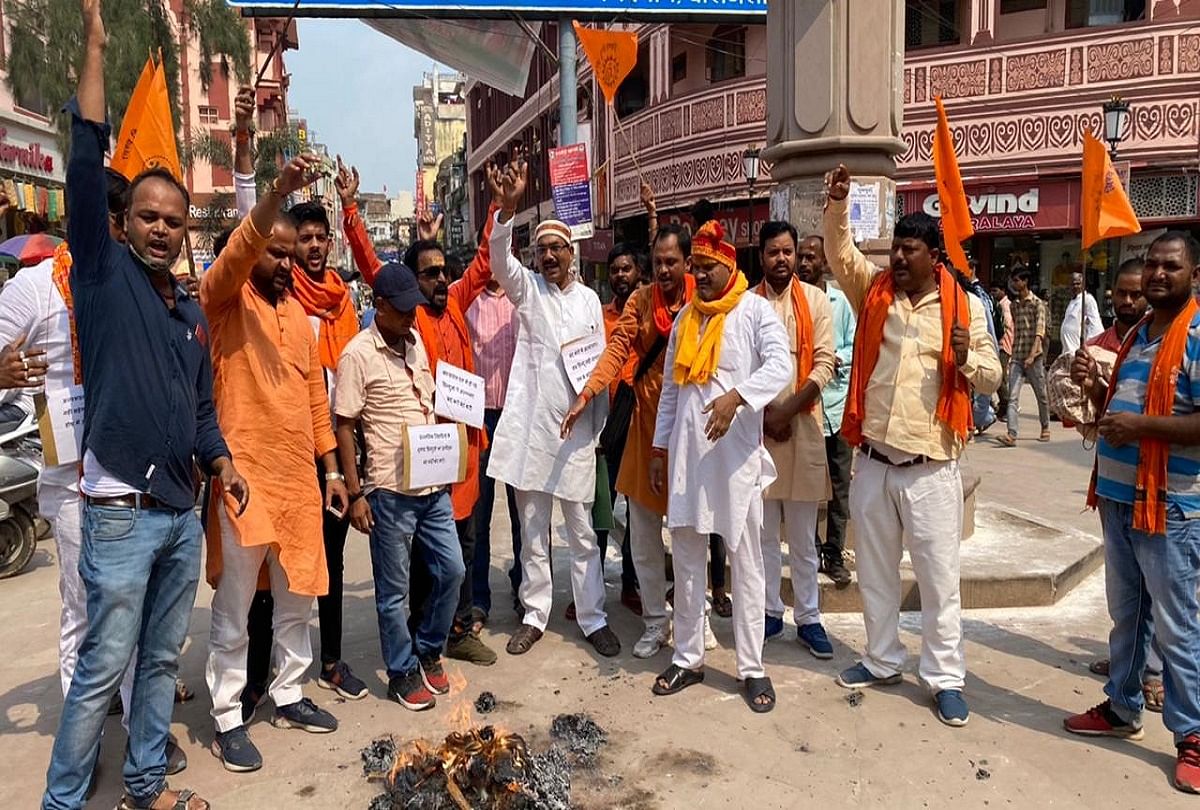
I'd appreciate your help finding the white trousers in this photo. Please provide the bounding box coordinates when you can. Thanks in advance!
[671,496,766,679]
[850,455,965,693]
[514,490,607,635]
[42,484,134,725]
[206,510,314,732]
[627,500,669,628]
[761,499,822,625]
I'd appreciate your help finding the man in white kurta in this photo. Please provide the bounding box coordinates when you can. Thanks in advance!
[487,163,618,658]
[1060,271,1103,356]
[650,220,792,712]
[755,222,837,657]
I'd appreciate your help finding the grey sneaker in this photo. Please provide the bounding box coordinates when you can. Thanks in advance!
[272,697,338,733]
[211,726,262,773]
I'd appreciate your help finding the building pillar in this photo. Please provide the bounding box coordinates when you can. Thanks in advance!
[762,0,906,253]
[970,0,997,43]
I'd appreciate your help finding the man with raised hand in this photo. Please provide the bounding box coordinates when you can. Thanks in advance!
[44,1,248,806]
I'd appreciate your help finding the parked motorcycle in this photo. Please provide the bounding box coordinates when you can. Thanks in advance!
[0,408,42,578]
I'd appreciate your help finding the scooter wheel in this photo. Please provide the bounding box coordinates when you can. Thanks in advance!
[0,508,36,579]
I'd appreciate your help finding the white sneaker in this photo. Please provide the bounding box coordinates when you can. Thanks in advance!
[633,624,668,658]
[703,609,718,651]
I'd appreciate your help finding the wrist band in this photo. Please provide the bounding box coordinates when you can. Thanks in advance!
[324,472,344,482]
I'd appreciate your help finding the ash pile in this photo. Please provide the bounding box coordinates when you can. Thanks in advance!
[361,712,606,810]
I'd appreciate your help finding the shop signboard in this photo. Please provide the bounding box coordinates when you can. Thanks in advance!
[229,0,766,20]
[909,178,1080,233]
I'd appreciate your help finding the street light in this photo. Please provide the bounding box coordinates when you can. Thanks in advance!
[1102,96,1131,159]
[743,145,761,275]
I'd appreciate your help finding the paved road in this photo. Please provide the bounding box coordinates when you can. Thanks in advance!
[3,392,1187,809]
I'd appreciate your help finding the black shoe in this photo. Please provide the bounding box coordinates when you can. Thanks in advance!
[586,625,621,657]
[166,734,188,775]
[823,556,852,587]
[318,661,369,700]
[239,684,265,724]
[212,726,263,773]
[272,697,338,733]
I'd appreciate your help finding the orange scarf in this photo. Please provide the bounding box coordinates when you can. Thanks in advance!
[1086,299,1199,535]
[413,302,475,376]
[756,277,814,401]
[652,274,696,336]
[50,243,82,386]
[841,264,972,446]
[290,266,358,371]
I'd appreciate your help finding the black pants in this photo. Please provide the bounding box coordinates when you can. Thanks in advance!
[410,513,475,642]
[709,534,726,590]
[597,444,638,593]
[996,349,1011,416]
[245,470,351,684]
[819,431,853,561]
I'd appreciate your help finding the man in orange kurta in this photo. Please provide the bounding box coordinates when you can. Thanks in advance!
[202,158,349,772]
[562,224,696,660]
[343,184,500,665]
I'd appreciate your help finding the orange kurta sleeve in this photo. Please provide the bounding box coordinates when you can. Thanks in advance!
[307,333,337,457]
[342,202,383,284]
[583,294,640,401]
[200,216,270,316]
[448,202,498,313]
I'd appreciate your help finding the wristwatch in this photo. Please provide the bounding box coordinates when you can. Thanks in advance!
[324,472,345,482]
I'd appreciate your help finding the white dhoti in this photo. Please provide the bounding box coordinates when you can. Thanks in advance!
[850,454,965,693]
[206,510,314,732]
[513,490,608,636]
[761,499,821,626]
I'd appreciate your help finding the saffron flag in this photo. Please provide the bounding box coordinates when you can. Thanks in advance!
[111,54,181,182]
[1081,131,1140,250]
[932,96,974,274]
[572,21,638,105]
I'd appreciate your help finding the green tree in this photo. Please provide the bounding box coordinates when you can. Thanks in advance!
[5,0,251,147]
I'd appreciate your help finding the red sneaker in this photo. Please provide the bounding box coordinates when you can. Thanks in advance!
[1064,700,1144,739]
[419,656,450,695]
[1177,736,1200,794]
[388,671,435,712]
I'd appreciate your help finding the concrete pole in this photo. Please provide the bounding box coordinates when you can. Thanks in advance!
[558,16,578,147]
[762,0,906,256]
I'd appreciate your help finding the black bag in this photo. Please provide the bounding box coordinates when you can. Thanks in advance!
[598,335,667,462]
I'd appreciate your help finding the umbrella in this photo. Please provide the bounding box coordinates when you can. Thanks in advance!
[0,233,64,266]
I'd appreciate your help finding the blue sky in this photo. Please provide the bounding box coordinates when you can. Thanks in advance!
[287,20,438,196]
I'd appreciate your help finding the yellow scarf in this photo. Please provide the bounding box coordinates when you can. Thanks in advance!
[673,270,749,386]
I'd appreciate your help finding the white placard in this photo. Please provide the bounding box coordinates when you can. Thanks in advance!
[562,332,605,396]
[434,363,484,429]
[402,423,468,490]
[848,181,881,242]
[36,384,85,467]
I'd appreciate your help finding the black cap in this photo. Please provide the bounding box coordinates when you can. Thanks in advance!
[372,262,424,312]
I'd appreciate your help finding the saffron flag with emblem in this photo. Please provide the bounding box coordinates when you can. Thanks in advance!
[1081,130,1140,249]
[572,21,638,105]
[932,96,974,275]
[111,53,181,182]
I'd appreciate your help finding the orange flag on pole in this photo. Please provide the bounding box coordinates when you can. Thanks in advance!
[1081,130,1140,250]
[932,96,974,274]
[111,53,181,182]
[572,21,638,105]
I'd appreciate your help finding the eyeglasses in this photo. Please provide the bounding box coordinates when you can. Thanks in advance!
[536,242,571,255]
[417,266,447,280]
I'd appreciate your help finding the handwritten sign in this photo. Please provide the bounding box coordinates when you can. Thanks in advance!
[36,384,85,467]
[434,363,484,428]
[561,332,605,396]
[549,143,594,241]
[402,423,468,490]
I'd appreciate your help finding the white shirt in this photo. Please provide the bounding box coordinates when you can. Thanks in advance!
[0,258,80,492]
[1061,291,1103,356]
[486,213,608,502]
[652,293,793,550]
[234,171,256,219]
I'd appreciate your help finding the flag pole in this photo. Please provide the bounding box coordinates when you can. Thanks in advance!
[1081,253,1089,351]
[611,107,645,182]
[254,0,302,88]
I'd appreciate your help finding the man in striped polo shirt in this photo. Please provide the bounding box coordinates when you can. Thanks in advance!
[1064,231,1200,795]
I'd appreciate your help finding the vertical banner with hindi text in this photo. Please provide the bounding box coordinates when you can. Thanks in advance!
[549,143,594,241]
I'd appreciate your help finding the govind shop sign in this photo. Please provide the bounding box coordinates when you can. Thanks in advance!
[911,178,1078,232]
[0,126,54,175]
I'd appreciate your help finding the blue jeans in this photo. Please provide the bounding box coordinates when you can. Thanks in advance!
[43,504,202,809]
[1005,358,1048,438]
[368,489,464,680]
[472,408,522,613]
[1099,497,1200,741]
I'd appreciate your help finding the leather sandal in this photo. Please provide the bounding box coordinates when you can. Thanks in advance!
[118,787,210,810]
[1144,679,1165,713]
[743,676,776,714]
[652,664,704,696]
[505,625,543,655]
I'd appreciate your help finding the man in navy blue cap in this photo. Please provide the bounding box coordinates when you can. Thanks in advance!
[332,263,466,712]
